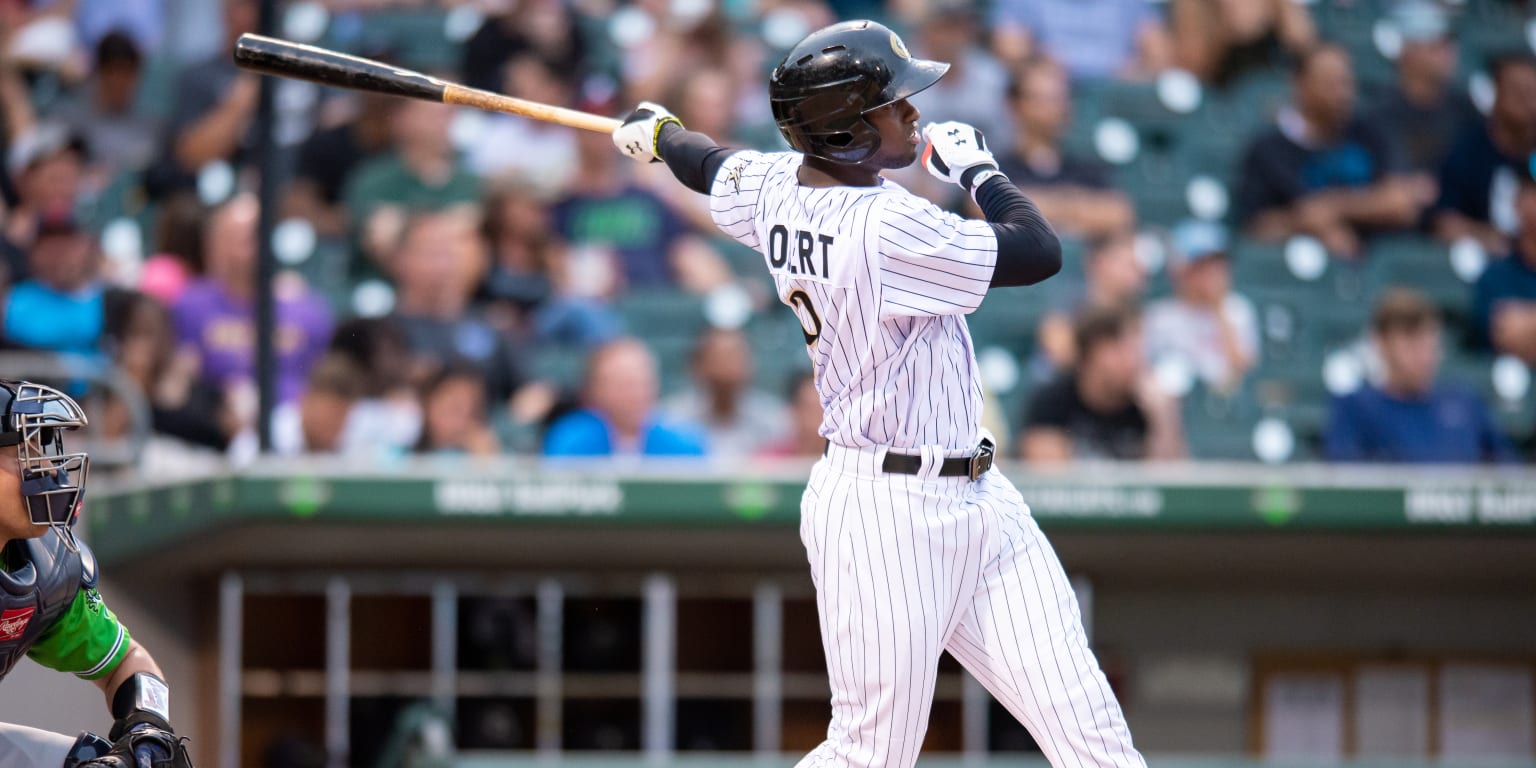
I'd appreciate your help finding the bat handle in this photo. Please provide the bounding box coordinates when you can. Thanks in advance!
[443,85,622,134]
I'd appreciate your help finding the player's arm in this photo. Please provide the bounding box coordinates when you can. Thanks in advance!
[27,558,191,764]
[921,122,1061,287]
[611,101,740,194]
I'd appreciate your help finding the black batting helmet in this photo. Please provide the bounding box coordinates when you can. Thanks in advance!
[769,20,949,164]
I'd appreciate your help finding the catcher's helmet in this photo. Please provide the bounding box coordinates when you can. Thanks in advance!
[0,380,89,550]
[770,20,949,164]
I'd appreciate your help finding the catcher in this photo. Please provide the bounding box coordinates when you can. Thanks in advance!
[0,379,192,767]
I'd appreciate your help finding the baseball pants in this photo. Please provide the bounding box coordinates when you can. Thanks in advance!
[0,722,75,767]
[796,442,1145,768]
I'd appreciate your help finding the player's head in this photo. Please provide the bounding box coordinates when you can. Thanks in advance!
[0,380,90,549]
[769,20,948,167]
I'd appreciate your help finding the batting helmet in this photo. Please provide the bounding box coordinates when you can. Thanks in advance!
[770,20,949,164]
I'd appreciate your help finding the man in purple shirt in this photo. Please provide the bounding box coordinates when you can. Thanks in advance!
[171,195,332,405]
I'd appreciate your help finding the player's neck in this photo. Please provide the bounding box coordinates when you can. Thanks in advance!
[799,156,880,188]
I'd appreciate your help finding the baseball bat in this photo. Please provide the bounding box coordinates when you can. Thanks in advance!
[232,33,621,134]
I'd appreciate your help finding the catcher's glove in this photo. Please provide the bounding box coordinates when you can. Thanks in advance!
[75,724,193,768]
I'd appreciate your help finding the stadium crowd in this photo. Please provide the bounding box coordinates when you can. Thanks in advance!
[0,0,1533,467]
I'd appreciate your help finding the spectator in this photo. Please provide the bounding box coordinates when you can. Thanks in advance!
[1325,288,1515,463]
[386,209,530,406]
[997,57,1135,241]
[460,0,586,94]
[909,4,1011,146]
[1170,0,1317,88]
[285,92,396,237]
[543,338,707,457]
[759,372,825,458]
[554,127,729,293]
[1432,53,1536,253]
[1237,44,1434,258]
[465,54,579,194]
[1470,173,1536,364]
[1143,220,1259,392]
[1034,230,1146,375]
[1363,1,1480,177]
[620,4,735,104]
[155,0,258,195]
[1,215,105,358]
[3,123,87,267]
[661,327,788,458]
[415,363,501,457]
[479,179,619,347]
[327,316,422,458]
[47,30,158,176]
[73,0,164,55]
[344,98,481,267]
[990,0,1171,80]
[1019,305,1185,462]
[268,353,367,455]
[100,290,231,450]
[171,195,333,407]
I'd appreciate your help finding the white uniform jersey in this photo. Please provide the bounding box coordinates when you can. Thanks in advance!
[709,150,998,452]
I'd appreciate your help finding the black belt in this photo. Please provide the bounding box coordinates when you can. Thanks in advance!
[825,438,996,481]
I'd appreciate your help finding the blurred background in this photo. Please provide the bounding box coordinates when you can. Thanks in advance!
[0,0,1534,765]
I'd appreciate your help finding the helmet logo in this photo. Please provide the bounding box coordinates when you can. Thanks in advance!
[890,32,911,61]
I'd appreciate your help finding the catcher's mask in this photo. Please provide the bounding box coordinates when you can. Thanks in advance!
[0,380,89,550]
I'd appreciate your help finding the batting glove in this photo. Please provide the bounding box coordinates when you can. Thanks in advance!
[921,121,1001,191]
[612,101,682,164]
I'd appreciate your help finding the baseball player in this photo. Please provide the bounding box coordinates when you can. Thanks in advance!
[0,380,193,767]
[612,19,1145,768]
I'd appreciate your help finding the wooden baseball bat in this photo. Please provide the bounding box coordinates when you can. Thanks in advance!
[232,33,621,134]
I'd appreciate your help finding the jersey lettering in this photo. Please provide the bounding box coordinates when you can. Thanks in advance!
[767,224,834,278]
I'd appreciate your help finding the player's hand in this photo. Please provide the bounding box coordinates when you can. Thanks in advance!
[77,724,194,768]
[612,101,682,164]
[921,121,998,190]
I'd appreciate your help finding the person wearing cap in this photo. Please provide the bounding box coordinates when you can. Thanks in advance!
[1143,220,1259,392]
[1237,43,1436,257]
[1325,288,1516,464]
[2,122,88,270]
[1363,0,1479,177]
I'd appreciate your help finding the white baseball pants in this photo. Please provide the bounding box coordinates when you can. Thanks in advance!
[796,442,1145,768]
[0,722,75,766]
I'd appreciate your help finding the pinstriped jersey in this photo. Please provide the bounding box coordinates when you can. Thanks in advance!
[709,150,999,451]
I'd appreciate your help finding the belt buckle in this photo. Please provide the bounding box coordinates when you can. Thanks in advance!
[968,439,995,482]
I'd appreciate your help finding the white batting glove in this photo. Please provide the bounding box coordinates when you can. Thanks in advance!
[921,121,1000,190]
[612,101,682,164]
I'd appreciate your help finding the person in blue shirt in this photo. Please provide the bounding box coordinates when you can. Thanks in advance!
[1,217,106,360]
[1469,172,1536,365]
[1325,288,1516,464]
[543,338,707,457]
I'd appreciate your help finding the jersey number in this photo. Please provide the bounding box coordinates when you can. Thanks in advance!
[787,290,822,346]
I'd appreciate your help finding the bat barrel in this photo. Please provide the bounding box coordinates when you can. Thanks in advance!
[233,33,447,102]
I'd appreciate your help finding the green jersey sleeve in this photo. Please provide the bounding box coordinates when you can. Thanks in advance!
[26,587,132,680]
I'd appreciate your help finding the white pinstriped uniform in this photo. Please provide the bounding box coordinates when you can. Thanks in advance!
[710,150,1145,768]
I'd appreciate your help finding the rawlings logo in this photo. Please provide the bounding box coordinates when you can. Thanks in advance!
[0,607,34,641]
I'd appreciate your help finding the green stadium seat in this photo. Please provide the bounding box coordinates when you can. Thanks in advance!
[616,290,708,338]
[528,344,588,389]
[1365,235,1476,320]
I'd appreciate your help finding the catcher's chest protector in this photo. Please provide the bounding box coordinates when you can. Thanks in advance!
[0,530,88,680]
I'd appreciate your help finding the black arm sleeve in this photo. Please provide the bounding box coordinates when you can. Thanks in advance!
[656,123,738,195]
[975,175,1063,287]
